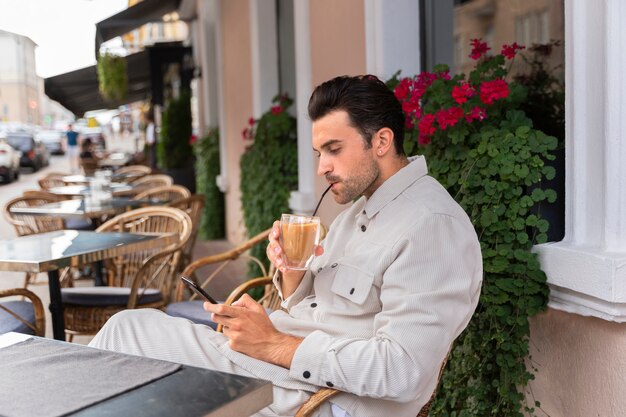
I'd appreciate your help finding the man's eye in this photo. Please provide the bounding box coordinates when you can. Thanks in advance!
[328,148,340,154]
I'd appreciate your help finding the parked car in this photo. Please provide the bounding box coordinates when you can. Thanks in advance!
[36,130,65,155]
[6,132,49,171]
[0,134,20,183]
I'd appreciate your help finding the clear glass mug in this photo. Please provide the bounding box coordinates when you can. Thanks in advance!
[279,214,321,270]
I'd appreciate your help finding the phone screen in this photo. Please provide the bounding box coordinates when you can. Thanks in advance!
[180,275,218,304]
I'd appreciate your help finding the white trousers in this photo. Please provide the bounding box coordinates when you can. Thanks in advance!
[89,309,351,417]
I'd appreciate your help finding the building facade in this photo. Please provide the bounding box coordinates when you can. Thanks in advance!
[0,29,40,125]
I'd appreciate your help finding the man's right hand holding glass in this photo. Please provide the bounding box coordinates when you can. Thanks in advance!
[267,220,324,299]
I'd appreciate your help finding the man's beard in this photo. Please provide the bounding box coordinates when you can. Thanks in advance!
[327,158,380,204]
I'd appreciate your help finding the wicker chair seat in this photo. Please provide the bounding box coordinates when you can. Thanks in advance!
[0,301,38,335]
[62,287,162,306]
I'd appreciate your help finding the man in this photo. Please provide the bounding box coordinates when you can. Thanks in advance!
[90,75,482,417]
[65,123,80,173]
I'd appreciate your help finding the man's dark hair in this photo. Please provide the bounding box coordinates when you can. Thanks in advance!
[308,75,405,155]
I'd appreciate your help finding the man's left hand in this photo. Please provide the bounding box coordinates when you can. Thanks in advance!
[203,294,303,368]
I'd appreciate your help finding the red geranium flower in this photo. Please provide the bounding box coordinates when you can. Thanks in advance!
[469,39,490,60]
[479,79,509,105]
[501,42,525,59]
[452,83,476,105]
[465,106,487,123]
[271,105,283,115]
[436,107,464,130]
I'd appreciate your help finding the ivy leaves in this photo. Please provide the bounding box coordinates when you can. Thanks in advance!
[194,128,225,239]
[426,108,555,415]
[240,95,298,277]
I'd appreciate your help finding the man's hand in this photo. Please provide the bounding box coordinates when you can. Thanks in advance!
[204,294,303,369]
[266,220,324,298]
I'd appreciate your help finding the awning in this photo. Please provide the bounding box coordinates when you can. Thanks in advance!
[44,43,192,116]
[44,50,151,116]
[95,0,183,55]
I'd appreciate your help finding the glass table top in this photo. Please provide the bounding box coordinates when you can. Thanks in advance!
[9,198,157,218]
[0,230,177,273]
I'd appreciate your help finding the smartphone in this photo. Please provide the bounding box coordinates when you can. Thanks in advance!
[180,275,218,304]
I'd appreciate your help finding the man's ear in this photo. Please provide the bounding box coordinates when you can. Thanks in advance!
[373,127,394,156]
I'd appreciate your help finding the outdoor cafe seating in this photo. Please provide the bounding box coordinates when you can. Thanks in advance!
[61,206,191,341]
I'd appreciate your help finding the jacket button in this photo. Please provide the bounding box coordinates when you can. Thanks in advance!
[303,371,311,379]
[349,288,355,295]
[317,267,323,273]
[361,225,366,232]
[311,303,317,308]
[331,263,337,268]
[326,381,334,387]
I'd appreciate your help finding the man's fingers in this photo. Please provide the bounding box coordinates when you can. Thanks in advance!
[314,245,324,256]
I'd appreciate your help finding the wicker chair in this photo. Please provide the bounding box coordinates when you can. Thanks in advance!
[37,172,70,190]
[166,228,272,328]
[130,174,173,188]
[115,165,152,176]
[0,288,46,337]
[133,185,191,203]
[61,206,192,340]
[167,194,205,270]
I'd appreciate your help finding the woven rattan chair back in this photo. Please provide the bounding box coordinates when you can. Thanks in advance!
[133,185,191,203]
[167,194,205,269]
[4,195,65,236]
[95,207,192,297]
[0,288,46,337]
[175,228,272,305]
[115,165,152,176]
[130,174,173,189]
[37,172,69,190]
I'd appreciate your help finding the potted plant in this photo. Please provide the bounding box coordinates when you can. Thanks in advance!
[390,39,556,416]
[96,53,128,101]
[157,90,195,192]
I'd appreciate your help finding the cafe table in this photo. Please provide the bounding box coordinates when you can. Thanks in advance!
[0,332,273,417]
[61,172,142,184]
[0,230,177,341]
[9,197,161,223]
[47,183,138,197]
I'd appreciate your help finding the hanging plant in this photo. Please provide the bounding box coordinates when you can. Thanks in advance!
[97,53,128,101]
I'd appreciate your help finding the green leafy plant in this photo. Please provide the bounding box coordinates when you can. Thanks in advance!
[240,95,298,277]
[390,39,555,416]
[157,90,194,170]
[96,53,128,101]
[193,128,225,239]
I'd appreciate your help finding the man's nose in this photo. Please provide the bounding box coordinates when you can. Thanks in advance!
[317,155,330,177]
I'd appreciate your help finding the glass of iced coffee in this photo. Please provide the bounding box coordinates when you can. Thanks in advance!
[279,213,321,270]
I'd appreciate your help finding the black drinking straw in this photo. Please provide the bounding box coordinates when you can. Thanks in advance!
[312,185,332,217]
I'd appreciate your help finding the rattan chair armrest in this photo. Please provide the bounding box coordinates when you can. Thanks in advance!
[215,276,274,333]
[0,288,46,337]
[294,388,340,417]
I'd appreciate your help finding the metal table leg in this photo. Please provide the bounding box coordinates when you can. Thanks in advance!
[47,269,66,341]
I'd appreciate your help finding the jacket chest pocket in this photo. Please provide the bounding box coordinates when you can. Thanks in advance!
[330,263,376,305]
